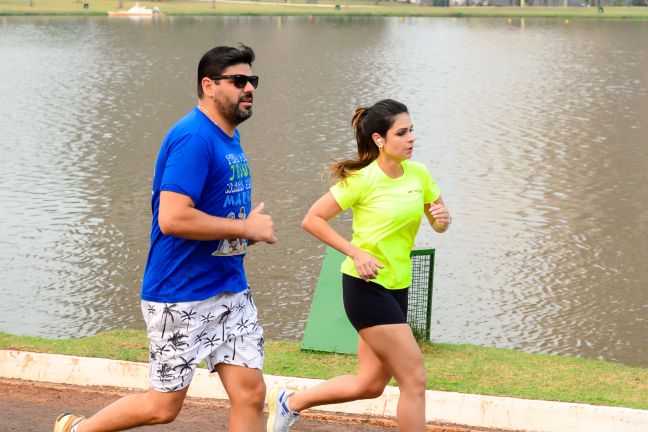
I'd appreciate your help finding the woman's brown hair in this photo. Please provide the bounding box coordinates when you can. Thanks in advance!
[330,99,408,180]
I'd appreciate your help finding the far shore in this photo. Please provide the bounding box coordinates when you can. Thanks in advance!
[2,0,648,19]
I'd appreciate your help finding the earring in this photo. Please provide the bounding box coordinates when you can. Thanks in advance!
[377,139,383,149]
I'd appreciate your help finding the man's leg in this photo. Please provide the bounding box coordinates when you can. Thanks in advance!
[217,363,266,432]
[74,387,189,432]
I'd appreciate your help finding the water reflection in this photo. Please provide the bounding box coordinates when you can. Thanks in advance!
[0,16,647,366]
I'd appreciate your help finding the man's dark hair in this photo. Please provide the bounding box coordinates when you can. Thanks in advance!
[197,44,255,98]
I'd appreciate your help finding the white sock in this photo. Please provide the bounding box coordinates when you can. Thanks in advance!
[287,396,299,416]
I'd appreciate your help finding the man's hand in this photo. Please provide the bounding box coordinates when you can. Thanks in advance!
[244,202,277,244]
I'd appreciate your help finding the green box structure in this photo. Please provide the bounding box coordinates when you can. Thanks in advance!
[301,247,435,354]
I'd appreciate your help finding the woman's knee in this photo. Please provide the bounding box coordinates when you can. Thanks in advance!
[350,378,388,400]
[362,382,388,399]
[400,366,426,395]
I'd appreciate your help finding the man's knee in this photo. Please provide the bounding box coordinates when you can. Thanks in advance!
[145,390,185,424]
[146,401,183,424]
[248,379,267,407]
[233,378,266,409]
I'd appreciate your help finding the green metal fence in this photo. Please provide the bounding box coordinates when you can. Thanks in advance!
[408,249,435,341]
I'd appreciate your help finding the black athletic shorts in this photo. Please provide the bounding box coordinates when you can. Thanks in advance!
[342,274,409,331]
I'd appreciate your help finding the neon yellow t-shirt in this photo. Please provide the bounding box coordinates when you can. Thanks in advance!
[330,160,441,290]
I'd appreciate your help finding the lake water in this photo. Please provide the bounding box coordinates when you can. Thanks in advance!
[1,15,647,366]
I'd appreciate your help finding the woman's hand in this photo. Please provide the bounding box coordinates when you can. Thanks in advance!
[350,247,384,280]
[426,199,451,233]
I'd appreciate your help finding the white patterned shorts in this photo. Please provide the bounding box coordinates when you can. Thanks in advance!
[141,289,264,392]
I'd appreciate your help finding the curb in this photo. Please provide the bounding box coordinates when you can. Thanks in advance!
[2,349,648,432]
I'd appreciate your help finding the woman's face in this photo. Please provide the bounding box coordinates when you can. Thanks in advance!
[380,112,415,162]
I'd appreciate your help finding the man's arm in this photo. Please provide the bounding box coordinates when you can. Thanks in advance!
[158,191,276,243]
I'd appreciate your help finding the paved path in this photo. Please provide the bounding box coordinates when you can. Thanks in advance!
[3,350,648,432]
[0,378,498,432]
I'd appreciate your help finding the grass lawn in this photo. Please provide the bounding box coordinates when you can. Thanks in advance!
[1,0,648,18]
[1,329,648,410]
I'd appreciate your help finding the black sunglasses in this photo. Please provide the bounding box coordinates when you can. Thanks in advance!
[211,74,259,89]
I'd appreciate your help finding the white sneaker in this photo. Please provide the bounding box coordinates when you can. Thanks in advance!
[266,385,300,432]
[53,413,85,432]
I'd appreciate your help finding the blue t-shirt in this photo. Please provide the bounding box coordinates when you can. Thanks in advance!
[141,107,252,302]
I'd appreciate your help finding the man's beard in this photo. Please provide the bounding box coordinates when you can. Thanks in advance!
[214,94,253,126]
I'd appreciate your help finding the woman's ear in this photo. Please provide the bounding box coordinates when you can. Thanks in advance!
[372,133,383,149]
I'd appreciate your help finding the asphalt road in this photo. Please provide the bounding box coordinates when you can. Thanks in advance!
[0,378,504,432]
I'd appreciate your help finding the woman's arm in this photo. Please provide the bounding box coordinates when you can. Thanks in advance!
[301,192,383,280]
[424,196,451,234]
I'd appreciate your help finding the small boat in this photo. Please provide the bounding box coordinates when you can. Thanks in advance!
[108,3,160,17]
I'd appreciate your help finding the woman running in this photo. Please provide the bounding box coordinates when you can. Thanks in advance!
[267,99,451,432]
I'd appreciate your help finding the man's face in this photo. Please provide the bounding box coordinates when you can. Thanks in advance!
[211,63,256,127]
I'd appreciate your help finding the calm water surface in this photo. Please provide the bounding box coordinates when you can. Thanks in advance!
[1,16,647,366]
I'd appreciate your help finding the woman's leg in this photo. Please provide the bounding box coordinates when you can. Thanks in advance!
[360,323,427,432]
[287,335,392,412]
